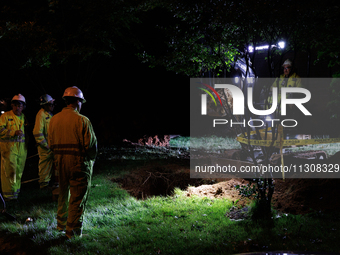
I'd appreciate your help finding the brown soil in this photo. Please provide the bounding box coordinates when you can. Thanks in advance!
[112,152,340,215]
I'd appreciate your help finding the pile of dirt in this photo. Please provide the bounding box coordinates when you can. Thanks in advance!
[272,178,340,214]
[271,151,340,214]
[184,178,252,207]
[112,154,340,215]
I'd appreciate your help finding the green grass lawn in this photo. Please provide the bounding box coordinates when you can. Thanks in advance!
[1,139,340,254]
[2,170,340,255]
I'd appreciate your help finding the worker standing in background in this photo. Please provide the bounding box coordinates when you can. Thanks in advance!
[266,59,304,134]
[273,59,302,89]
[268,59,302,106]
[33,94,55,190]
[0,94,27,201]
[49,86,97,239]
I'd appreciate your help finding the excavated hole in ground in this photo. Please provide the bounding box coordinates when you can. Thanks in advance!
[111,151,340,215]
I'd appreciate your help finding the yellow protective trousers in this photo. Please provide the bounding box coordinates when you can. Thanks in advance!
[0,144,27,199]
[37,146,54,188]
[33,108,54,188]
[0,111,27,200]
[55,157,93,237]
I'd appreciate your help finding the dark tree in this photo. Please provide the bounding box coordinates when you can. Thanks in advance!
[138,0,340,221]
[0,0,143,94]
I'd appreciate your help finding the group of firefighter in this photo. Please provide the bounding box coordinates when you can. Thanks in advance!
[0,86,97,239]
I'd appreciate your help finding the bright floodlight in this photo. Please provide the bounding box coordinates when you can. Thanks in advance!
[248,41,285,52]
[248,45,270,52]
[278,41,285,49]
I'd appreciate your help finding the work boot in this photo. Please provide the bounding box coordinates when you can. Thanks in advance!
[57,225,65,233]
[66,228,82,239]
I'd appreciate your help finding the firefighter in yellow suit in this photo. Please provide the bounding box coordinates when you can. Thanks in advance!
[0,94,27,200]
[33,94,55,189]
[267,59,303,133]
[48,87,97,239]
[268,59,302,106]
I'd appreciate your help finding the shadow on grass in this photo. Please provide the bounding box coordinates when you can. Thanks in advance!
[0,229,72,255]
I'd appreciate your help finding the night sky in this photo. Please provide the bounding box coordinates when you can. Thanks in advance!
[0,7,191,146]
[1,54,190,145]
[87,51,191,141]
[1,2,338,147]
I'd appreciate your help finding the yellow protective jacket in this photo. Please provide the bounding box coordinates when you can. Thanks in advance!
[268,73,302,105]
[272,73,302,90]
[0,110,27,199]
[48,107,97,162]
[0,110,26,144]
[33,108,53,149]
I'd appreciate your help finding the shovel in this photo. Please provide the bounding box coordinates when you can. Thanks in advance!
[0,193,16,221]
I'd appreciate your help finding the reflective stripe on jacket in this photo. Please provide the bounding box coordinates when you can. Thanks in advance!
[272,73,302,90]
[268,73,302,105]
[33,108,53,149]
[48,107,97,162]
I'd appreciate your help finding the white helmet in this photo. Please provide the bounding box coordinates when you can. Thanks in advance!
[62,86,86,103]
[282,59,292,67]
[11,94,26,104]
[39,94,55,105]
